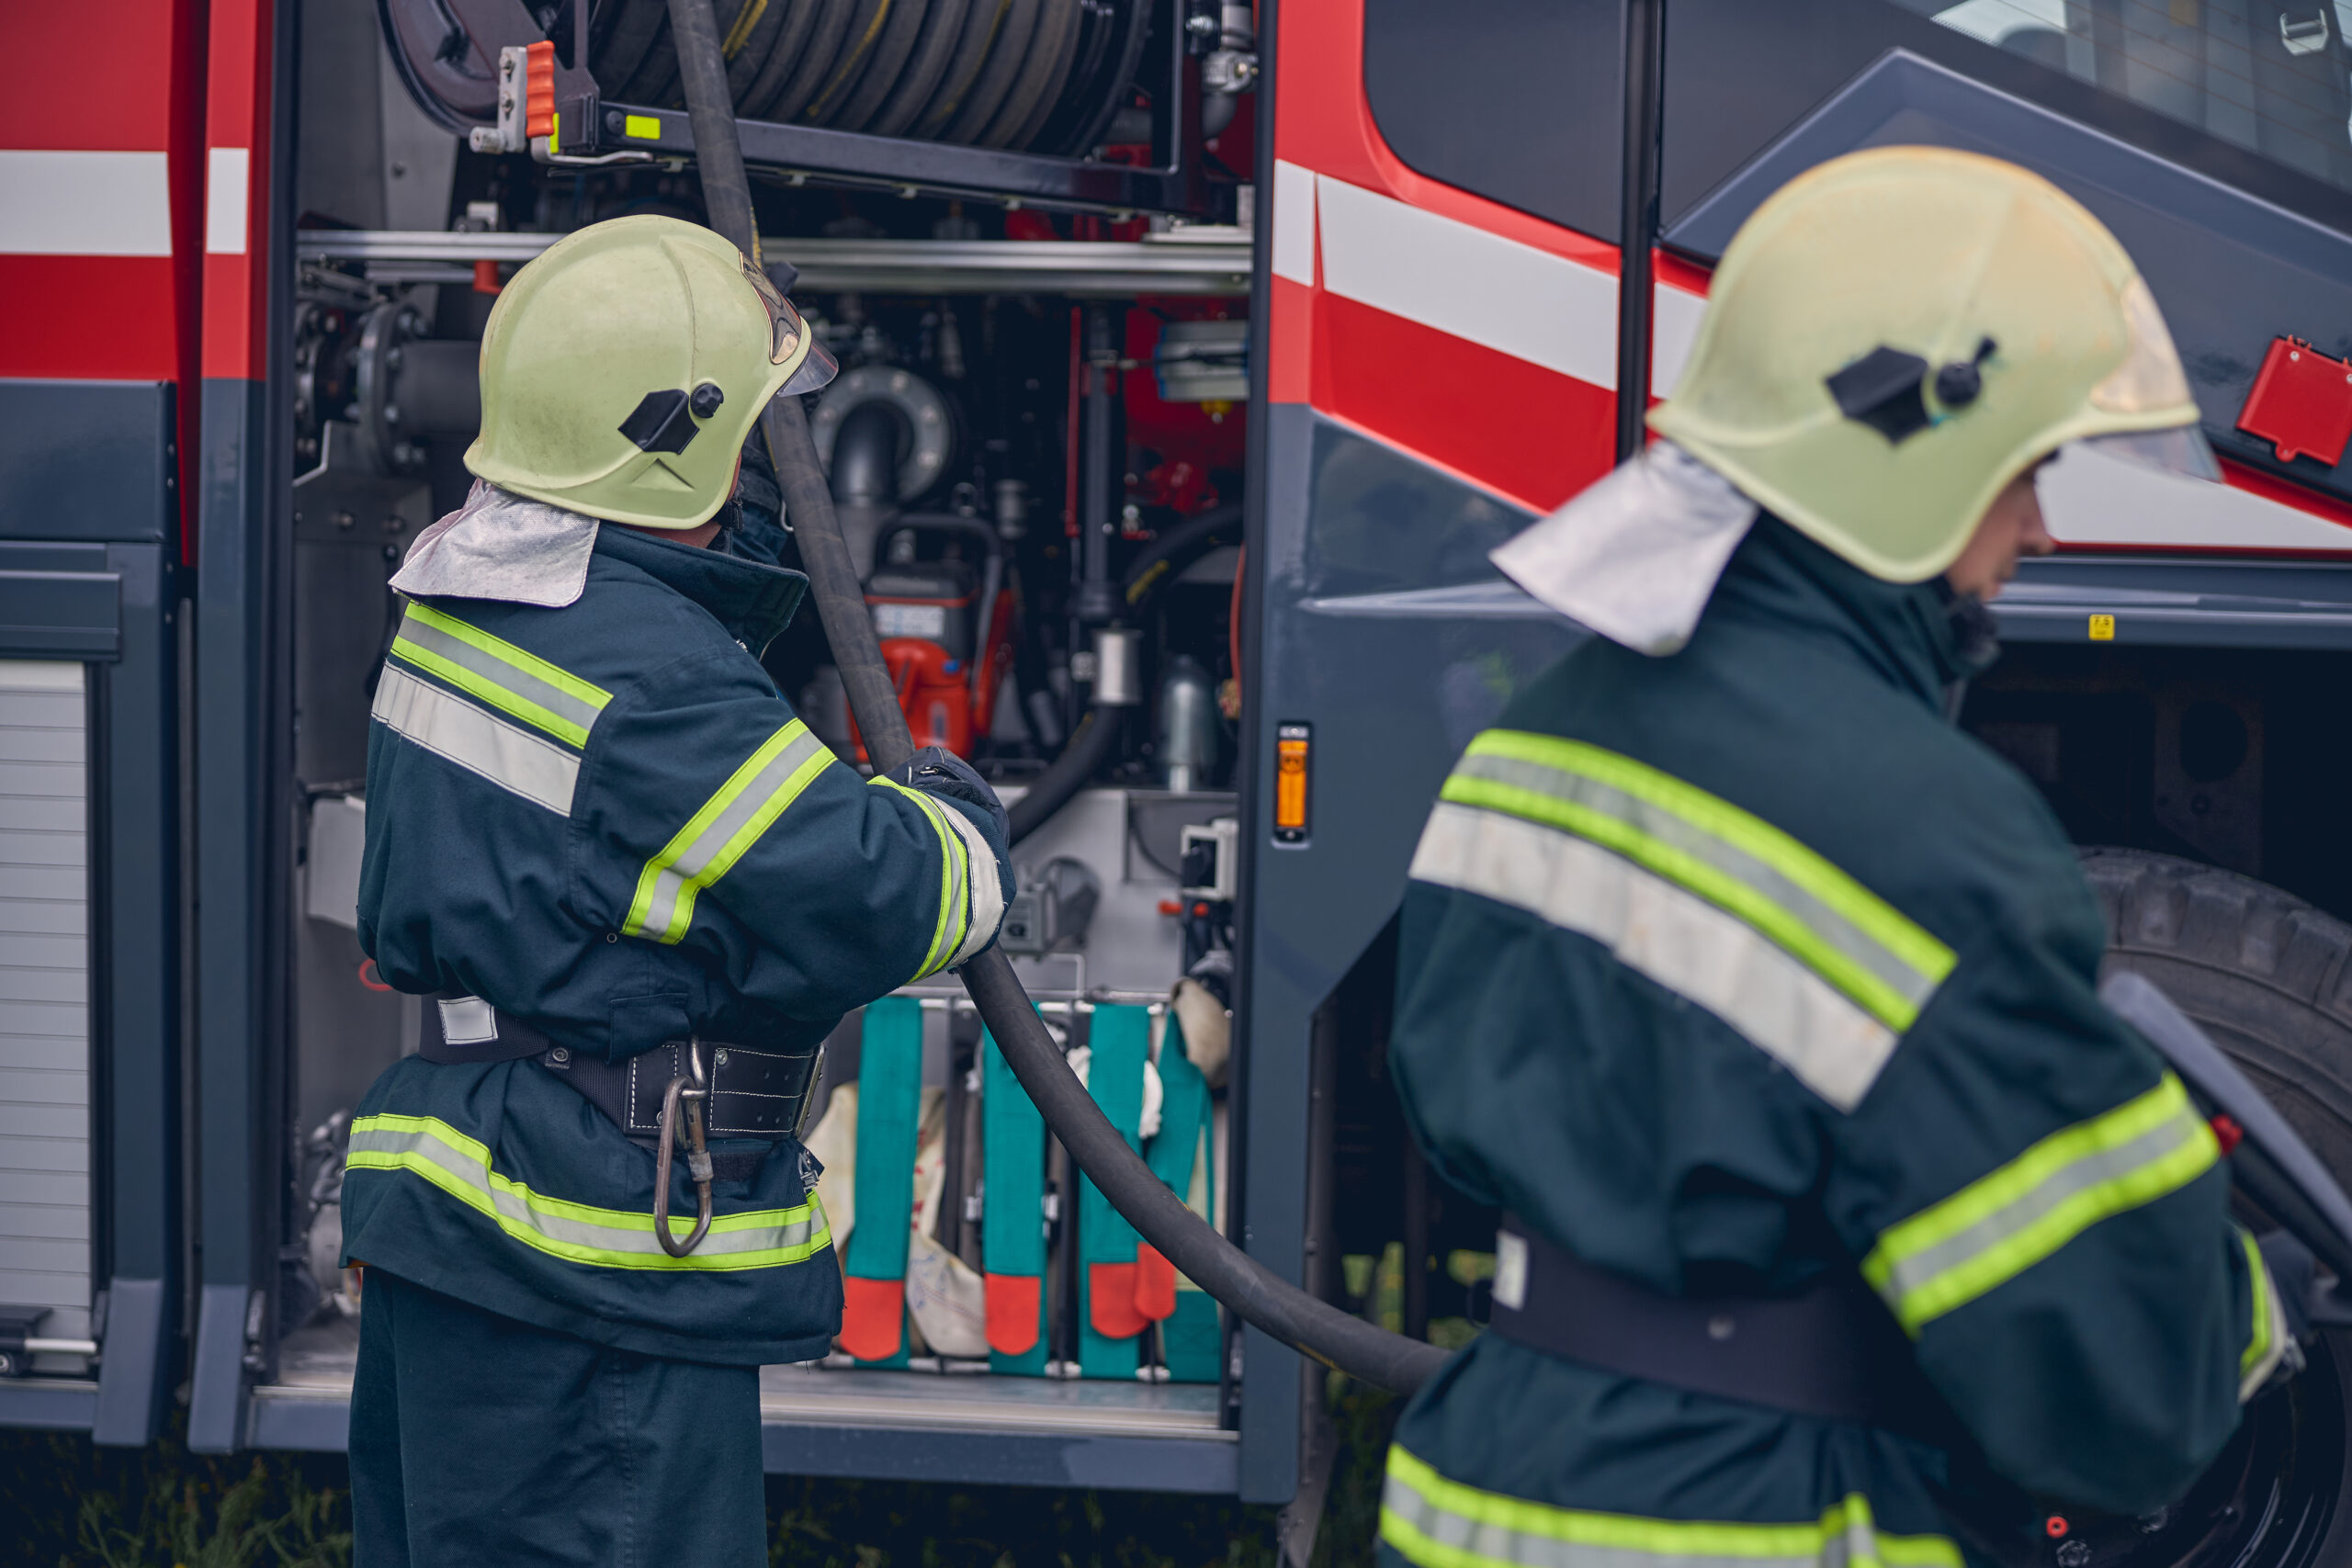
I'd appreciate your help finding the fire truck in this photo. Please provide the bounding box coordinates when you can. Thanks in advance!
[6,1,2352,1562]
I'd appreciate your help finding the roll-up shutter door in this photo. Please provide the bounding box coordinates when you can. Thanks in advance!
[0,660,90,1371]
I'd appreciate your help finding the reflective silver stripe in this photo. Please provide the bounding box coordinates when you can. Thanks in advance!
[626,722,833,943]
[1453,749,1936,1018]
[345,1116,830,1271]
[370,663,579,815]
[1863,1077,2216,1334]
[391,605,606,745]
[1409,800,1895,1111]
[1380,1448,1961,1568]
[941,799,1006,968]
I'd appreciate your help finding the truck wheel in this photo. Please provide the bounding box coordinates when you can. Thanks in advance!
[2081,848,2352,1568]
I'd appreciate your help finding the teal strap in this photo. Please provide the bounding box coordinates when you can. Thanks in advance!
[1148,1013,1222,1382]
[1148,1014,1211,1195]
[981,1023,1050,1376]
[843,998,923,1366]
[1080,1007,1149,1266]
[1163,1293,1222,1383]
[981,1026,1047,1278]
[1078,1005,1150,1377]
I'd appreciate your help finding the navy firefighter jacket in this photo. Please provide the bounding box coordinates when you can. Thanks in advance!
[1381,519,2286,1568]
[340,518,1008,1363]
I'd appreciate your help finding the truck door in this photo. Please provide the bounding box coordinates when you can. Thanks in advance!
[1243,0,1637,1504]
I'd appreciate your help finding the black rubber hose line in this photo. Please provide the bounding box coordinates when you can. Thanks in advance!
[1006,502,1242,846]
[1006,705,1120,844]
[663,0,1450,1398]
[1118,502,1241,611]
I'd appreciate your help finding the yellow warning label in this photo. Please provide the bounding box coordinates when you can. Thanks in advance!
[626,115,662,141]
[2088,614,2116,641]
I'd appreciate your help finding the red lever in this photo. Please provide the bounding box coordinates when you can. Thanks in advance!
[2236,336,2352,468]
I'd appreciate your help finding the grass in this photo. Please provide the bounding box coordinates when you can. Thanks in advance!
[0,1382,1405,1568]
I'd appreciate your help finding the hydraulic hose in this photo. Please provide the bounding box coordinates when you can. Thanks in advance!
[1007,706,1121,844]
[1008,502,1242,845]
[664,0,1449,1398]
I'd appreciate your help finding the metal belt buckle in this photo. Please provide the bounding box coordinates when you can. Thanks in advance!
[652,1038,714,1257]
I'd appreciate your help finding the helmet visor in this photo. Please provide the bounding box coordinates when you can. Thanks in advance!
[2076,423,2222,483]
[778,337,839,398]
[741,260,840,396]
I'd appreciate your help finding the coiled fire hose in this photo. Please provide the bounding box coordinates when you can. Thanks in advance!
[663,0,1448,1397]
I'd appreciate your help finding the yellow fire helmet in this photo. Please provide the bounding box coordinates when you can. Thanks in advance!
[466,213,837,528]
[1647,145,2216,583]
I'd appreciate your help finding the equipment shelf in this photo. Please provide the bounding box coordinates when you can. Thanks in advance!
[298,231,1253,296]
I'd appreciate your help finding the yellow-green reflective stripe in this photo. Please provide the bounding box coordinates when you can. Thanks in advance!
[1451,747,1939,1017]
[1862,1074,2218,1335]
[1379,1447,1962,1568]
[1465,733,1951,985]
[371,663,580,814]
[392,603,611,748]
[1440,774,1917,1033]
[2241,1227,2276,1381]
[625,721,832,944]
[1450,732,1952,1030]
[1409,801,1896,1111]
[345,1113,829,1271]
[872,776,967,981]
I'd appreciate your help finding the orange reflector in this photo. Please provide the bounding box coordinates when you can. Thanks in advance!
[1274,723,1310,842]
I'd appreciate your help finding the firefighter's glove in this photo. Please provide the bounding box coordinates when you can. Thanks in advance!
[895,747,1006,839]
[895,747,1014,901]
[2256,1229,2317,1385]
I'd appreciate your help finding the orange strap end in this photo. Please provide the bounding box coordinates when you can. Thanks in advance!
[1089,1262,1148,1338]
[1134,1245,1177,1322]
[984,1273,1042,1356]
[836,1276,905,1361]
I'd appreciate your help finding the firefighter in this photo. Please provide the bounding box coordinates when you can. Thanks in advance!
[1381,147,2301,1567]
[338,214,1011,1566]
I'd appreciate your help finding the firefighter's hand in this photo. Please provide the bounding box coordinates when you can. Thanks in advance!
[895,747,1007,840]
[895,747,1013,919]
[2260,1230,2318,1341]
[2252,1230,2317,1393]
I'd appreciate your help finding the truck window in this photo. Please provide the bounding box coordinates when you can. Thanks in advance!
[1910,0,2352,191]
[1361,0,1623,242]
[1664,0,2352,241]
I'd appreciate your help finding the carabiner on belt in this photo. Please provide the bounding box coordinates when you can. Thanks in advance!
[653,1038,714,1257]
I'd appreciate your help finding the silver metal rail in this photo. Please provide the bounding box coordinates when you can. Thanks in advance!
[297,231,1253,296]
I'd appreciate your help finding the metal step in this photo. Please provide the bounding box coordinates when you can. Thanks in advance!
[248,1319,1238,1492]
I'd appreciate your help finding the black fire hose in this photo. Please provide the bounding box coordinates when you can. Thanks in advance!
[664,0,1449,1398]
[1008,502,1243,844]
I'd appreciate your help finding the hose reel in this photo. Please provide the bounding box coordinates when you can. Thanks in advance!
[381,0,1155,156]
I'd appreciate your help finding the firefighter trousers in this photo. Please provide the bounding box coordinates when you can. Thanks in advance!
[350,1269,766,1567]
